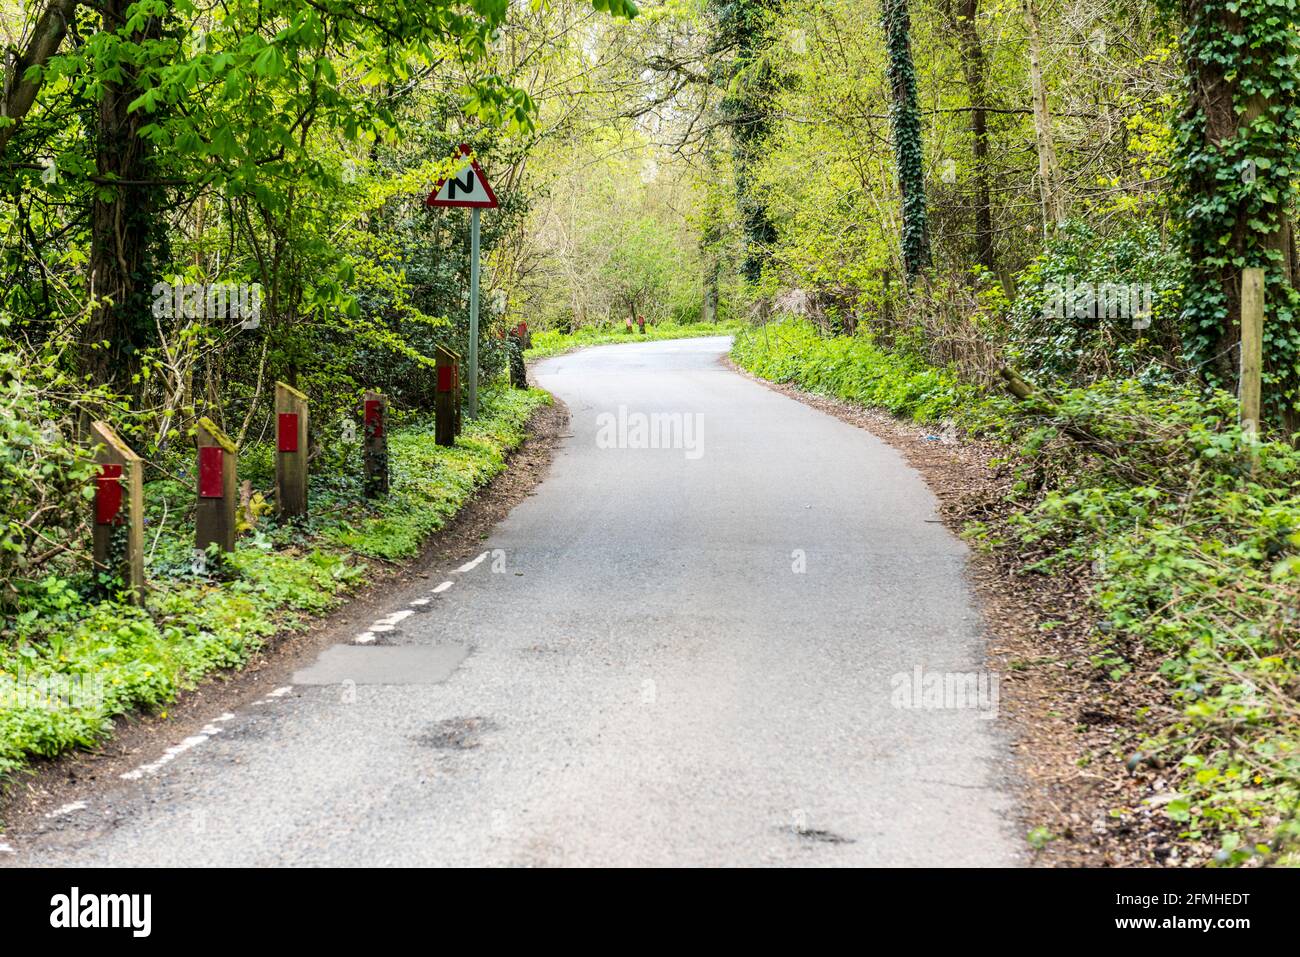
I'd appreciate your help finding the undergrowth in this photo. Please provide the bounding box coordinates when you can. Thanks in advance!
[731,319,972,423]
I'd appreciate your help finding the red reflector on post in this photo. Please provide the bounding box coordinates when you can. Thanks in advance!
[277,412,299,452]
[364,400,383,438]
[199,446,224,498]
[95,464,123,525]
[437,365,453,392]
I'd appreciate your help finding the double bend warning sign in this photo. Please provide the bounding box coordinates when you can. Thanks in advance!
[425,144,498,208]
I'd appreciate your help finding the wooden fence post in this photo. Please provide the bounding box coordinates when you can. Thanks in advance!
[509,322,530,389]
[89,421,145,603]
[1240,267,1265,435]
[363,391,389,496]
[275,382,309,518]
[195,417,238,558]
[436,346,460,447]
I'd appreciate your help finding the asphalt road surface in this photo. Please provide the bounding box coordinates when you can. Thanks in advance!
[11,337,1019,866]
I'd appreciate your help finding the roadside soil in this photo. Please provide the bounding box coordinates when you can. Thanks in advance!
[0,398,569,834]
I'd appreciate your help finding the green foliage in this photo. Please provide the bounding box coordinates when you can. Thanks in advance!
[1007,219,1185,382]
[1163,0,1300,425]
[0,387,547,781]
[995,380,1300,861]
[0,350,102,610]
[711,0,781,283]
[519,128,720,332]
[731,318,971,422]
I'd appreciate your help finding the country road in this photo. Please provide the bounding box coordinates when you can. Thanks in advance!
[9,337,1019,867]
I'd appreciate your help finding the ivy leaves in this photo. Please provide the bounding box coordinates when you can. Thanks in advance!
[1165,0,1300,425]
[882,0,931,280]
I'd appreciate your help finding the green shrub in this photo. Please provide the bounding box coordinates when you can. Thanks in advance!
[1006,219,1185,383]
[0,349,103,611]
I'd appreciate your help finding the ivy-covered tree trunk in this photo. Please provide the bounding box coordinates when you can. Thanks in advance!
[1171,0,1300,431]
[81,0,167,398]
[882,0,931,280]
[713,0,780,285]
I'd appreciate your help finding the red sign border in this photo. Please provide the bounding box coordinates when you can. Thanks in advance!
[425,144,499,209]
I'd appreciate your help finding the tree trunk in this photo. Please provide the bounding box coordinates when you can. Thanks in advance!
[952,0,996,272]
[1176,1,1300,434]
[81,0,166,398]
[1023,0,1066,225]
[713,0,780,284]
[0,0,80,154]
[883,0,932,280]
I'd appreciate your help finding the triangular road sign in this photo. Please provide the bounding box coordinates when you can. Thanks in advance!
[425,144,498,208]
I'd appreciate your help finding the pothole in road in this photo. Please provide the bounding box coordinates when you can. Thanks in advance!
[415,716,498,750]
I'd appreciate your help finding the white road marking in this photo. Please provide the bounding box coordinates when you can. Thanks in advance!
[44,801,87,819]
[0,842,14,854]
[370,623,395,633]
[266,686,293,698]
[409,598,430,606]
[121,725,225,782]
[432,581,454,594]
[457,552,489,573]
[376,609,413,625]
[355,632,376,645]
[115,712,239,782]
[120,719,234,781]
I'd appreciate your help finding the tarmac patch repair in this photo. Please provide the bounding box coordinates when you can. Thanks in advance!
[292,644,470,685]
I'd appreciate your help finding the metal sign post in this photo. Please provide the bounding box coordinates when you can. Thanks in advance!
[426,144,499,420]
[469,206,480,418]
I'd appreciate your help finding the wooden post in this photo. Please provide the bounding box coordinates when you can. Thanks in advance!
[436,346,459,447]
[195,417,238,557]
[1240,267,1265,435]
[275,382,309,517]
[508,322,529,389]
[363,391,389,497]
[89,422,145,603]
